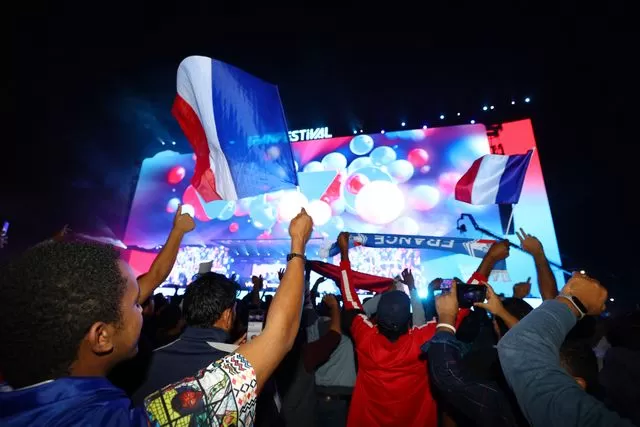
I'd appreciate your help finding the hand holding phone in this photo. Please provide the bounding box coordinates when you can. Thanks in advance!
[247,309,265,341]
[435,279,487,309]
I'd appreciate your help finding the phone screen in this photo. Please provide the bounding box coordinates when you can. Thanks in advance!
[247,309,265,341]
[458,283,487,308]
[434,279,453,297]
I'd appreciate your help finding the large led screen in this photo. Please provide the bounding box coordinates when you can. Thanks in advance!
[124,120,563,296]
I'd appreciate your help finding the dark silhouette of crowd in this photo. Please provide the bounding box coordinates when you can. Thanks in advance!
[0,209,638,426]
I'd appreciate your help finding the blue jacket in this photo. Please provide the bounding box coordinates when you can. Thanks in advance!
[498,300,636,427]
[0,377,147,426]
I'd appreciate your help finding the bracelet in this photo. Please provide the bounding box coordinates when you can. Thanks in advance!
[436,323,457,334]
[557,295,585,319]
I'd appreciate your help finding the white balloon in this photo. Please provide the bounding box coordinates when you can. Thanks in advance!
[347,156,373,174]
[307,199,332,226]
[387,159,415,183]
[321,152,348,171]
[278,191,309,222]
[355,181,405,225]
[303,161,324,173]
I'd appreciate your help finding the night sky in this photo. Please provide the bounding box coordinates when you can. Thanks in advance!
[5,12,635,300]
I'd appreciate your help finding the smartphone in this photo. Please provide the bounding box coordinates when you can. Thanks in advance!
[434,279,487,308]
[457,283,487,308]
[181,204,195,218]
[433,279,454,296]
[1,221,9,236]
[247,309,265,341]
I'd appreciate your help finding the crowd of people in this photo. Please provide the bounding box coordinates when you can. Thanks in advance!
[0,206,638,426]
[166,245,233,285]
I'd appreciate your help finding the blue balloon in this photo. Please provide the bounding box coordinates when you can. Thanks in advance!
[217,201,236,221]
[349,134,375,155]
[249,198,277,230]
[369,146,397,166]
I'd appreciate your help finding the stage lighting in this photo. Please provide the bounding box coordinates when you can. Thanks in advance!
[353,130,357,134]
[359,129,363,133]
[525,97,531,103]
[171,141,176,145]
[161,141,165,145]
[439,114,445,119]
[470,120,476,124]
[422,125,427,129]
[482,106,488,111]
[381,130,385,134]
[456,112,461,116]
[609,297,615,302]
[490,105,495,110]
[401,122,406,127]
[511,100,516,105]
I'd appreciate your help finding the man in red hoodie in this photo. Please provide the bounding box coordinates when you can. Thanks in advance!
[336,232,504,427]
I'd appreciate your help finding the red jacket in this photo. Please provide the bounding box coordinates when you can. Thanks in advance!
[338,260,481,427]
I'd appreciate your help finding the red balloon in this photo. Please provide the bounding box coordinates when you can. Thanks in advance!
[229,222,239,232]
[167,166,186,184]
[182,185,211,221]
[407,148,429,168]
[345,173,369,195]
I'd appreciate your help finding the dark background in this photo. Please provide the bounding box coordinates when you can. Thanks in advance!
[5,11,635,301]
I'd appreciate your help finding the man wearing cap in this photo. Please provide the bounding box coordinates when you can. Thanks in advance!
[335,232,494,427]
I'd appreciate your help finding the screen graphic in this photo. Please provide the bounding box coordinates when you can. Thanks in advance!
[124,120,562,296]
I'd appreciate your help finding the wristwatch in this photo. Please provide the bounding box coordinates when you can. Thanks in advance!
[286,253,306,262]
[558,294,587,319]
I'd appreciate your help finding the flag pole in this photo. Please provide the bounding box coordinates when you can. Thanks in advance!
[504,206,515,237]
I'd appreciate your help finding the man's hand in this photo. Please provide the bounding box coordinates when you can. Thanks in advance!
[401,268,415,290]
[487,240,510,261]
[436,280,459,326]
[517,228,544,257]
[337,232,350,251]
[559,273,608,316]
[513,278,532,299]
[322,294,339,311]
[173,205,196,234]
[289,208,313,252]
[251,275,264,292]
[278,268,285,281]
[474,283,506,316]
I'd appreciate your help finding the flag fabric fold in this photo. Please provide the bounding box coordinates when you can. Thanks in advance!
[455,150,533,205]
[172,56,298,202]
[308,260,394,293]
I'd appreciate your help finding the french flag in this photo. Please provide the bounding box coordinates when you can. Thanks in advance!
[172,56,298,202]
[455,150,533,205]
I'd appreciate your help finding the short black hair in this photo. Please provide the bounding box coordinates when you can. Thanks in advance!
[495,298,533,336]
[0,242,127,388]
[182,273,239,328]
[560,340,598,393]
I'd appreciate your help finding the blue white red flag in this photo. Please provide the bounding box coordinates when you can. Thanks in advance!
[172,56,298,202]
[455,150,533,205]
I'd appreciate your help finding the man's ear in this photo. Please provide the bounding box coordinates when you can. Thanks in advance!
[574,376,587,391]
[86,322,116,355]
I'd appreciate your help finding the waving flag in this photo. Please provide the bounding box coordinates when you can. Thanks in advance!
[172,56,298,202]
[455,150,533,205]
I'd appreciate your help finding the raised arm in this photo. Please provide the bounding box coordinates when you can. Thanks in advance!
[425,281,518,427]
[473,240,510,283]
[138,206,195,303]
[403,268,427,326]
[498,274,633,427]
[474,283,520,330]
[517,228,558,300]
[236,209,313,393]
[337,232,363,311]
